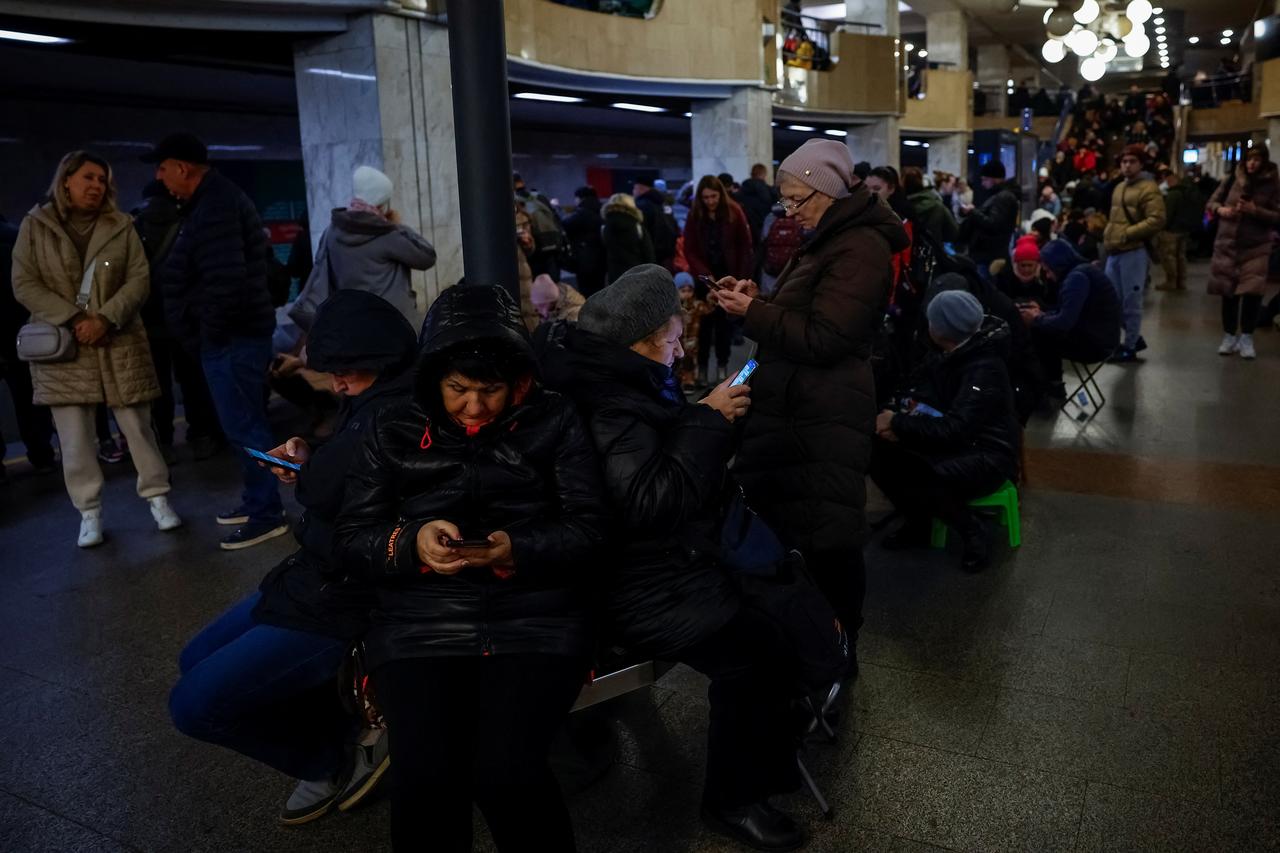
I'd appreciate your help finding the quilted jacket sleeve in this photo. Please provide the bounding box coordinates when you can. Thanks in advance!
[503,401,609,579]
[591,400,733,534]
[97,227,150,330]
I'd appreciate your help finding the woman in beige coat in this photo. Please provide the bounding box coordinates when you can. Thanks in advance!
[12,150,181,546]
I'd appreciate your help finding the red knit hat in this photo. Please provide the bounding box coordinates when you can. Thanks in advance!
[1013,236,1041,263]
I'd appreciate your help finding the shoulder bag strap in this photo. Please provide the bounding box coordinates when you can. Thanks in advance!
[75,259,96,310]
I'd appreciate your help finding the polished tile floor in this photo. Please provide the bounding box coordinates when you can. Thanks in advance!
[1,261,1277,852]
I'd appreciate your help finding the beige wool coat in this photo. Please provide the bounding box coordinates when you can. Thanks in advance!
[11,203,160,407]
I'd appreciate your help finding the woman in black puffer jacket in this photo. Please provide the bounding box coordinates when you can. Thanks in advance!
[539,264,808,853]
[336,285,607,853]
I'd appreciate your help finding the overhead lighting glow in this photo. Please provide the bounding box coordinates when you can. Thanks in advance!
[788,125,816,132]
[1221,37,1232,45]
[1080,55,1106,82]
[1153,17,1164,25]
[1042,38,1067,63]
[611,102,665,113]
[1126,0,1152,26]
[1188,36,1199,44]
[0,28,71,45]
[514,92,584,103]
[918,49,928,57]
[683,111,692,118]
[306,68,376,82]
[1155,27,1165,35]
[1125,33,1150,56]
[1067,28,1099,56]
[1074,0,1100,25]
[905,42,914,52]
[1223,29,1234,38]
[824,129,848,137]
[902,140,923,147]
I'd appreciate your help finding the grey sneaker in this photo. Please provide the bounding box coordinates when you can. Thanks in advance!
[279,773,343,825]
[337,728,390,812]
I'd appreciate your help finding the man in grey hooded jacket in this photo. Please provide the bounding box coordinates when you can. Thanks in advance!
[311,165,436,325]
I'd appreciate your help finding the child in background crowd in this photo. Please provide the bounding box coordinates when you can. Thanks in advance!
[674,271,708,390]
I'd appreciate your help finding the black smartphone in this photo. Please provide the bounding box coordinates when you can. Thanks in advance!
[444,537,492,549]
[697,274,726,291]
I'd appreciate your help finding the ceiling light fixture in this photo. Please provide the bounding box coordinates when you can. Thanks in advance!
[788,125,816,132]
[1074,0,1100,25]
[1223,29,1234,37]
[306,68,376,82]
[1220,36,1232,45]
[611,102,665,113]
[1126,1,1152,26]
[824,129,848,137]
[918,49,928,57]
[514,92,584,103]
[0,28,70,44]
[1188,36,1199,44]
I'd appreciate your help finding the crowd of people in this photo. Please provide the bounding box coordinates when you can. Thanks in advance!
[0,94,1277,849]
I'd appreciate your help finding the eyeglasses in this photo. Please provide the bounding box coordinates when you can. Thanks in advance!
[780,189,817,213]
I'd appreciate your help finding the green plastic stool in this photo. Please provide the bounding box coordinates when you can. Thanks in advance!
[930,480,1021,549]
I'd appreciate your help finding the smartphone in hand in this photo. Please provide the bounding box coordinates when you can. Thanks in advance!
[244,447,302,471]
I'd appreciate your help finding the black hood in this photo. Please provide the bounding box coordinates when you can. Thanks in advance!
[330,207,397,246]
[945,314,1011,363]
[415,284,535,407]
[809,183,911,255]
[308,289,418,375]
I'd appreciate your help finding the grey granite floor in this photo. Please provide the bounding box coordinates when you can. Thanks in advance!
[1,262,1277,852]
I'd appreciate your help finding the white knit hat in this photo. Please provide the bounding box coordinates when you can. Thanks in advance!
[352,165,393,208]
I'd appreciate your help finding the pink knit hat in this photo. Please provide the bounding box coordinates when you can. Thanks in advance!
[778,139,856,199]
[530,274,560,306]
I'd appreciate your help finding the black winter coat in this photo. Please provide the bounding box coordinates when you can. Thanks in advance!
[160,170,275,347]
[539,324,740,659]
[734,186,910,554]
[132,189,181,333]
[562,199,606,294]
[963,180,1021,266]
[891,317,1020,486]
[336,286,607,667]
[254,369,413,640]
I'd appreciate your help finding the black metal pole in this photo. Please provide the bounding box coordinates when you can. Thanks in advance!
[446,0,519,299]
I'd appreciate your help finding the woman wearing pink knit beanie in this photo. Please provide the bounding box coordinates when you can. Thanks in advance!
[714,137,910,667]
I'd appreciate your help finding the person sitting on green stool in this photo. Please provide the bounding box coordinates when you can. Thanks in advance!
[870,290,1021,572]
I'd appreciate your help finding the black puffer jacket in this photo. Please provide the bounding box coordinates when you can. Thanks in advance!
[336,286,607,667]
[539,323,740,659]
[734,185,910,555]
[254,290,419,640]
[963,180,1021,266]
[131,182,181,333]
[891,316,1020,486]
[160,169,275,347]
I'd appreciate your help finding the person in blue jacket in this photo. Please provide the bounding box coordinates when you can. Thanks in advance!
[1017,238,1121,396]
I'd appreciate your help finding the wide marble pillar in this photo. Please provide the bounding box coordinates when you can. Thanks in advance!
[976,44,1010,118]
[691,87,773,184]
[929,132,968,179]
[925,9,967,68]
[294,13,462,318]
[847,118,900,171]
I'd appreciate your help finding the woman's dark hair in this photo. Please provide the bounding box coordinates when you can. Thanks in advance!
[901,167,925,195]
[432,339,532,388]
[691,174,730,223]
[870,166,912,221]
[869,166,900,189]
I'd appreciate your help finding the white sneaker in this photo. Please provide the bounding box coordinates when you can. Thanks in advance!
[1238,334,1256,360]
[1218,334,1239,356]
[148,496,183,531]
[78,510,104,548]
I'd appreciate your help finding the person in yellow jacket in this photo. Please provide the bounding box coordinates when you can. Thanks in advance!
[1102,144,1166,362]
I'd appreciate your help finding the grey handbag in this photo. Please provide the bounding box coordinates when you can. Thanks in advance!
[16,259,95,363]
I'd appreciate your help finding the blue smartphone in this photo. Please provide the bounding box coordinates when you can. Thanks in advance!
[244,447,302,471]
[730,359,759,387]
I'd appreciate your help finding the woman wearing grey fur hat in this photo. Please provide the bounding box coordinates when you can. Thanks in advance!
[714,138,909,668]
[539,264,809,851]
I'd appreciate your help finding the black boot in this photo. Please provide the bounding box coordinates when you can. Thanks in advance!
[701,801,805,851]
[958,511,991,573]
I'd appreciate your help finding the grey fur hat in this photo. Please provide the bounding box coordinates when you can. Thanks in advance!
[578,263,681,345]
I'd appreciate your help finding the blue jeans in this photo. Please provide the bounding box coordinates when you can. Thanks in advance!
[200,335,283,523]
[169,591,351,781]
[1105,249,1148,351]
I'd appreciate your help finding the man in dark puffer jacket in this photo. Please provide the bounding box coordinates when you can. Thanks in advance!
[872,291,1020,572]
[169,289,417,825]
[960,160,1022,276]
[149,132,283,550]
